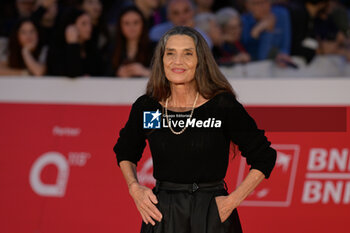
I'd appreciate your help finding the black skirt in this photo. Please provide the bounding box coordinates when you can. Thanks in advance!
[140,180,243,233]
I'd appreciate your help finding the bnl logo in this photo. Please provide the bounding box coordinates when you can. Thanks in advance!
[143,110,162,129]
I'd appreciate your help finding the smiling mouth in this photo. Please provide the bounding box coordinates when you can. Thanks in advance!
[171,68,186,74]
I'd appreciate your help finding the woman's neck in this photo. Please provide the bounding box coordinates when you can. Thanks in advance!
[126,39,139,59]
[168,82,198,108]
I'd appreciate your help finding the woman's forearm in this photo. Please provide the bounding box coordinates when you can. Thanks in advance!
[119,160,139,190]
[228,169,265,207]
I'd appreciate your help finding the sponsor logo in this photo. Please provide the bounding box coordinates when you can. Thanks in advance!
[29,151,91,197]
[302,148,350,204]
[237,144,300,207]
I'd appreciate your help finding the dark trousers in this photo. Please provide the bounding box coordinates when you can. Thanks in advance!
[140,180,243,233]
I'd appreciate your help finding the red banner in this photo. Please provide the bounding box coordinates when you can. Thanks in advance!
[0,103,349,233]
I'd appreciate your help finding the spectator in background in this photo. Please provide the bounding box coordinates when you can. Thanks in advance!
[79,0,111,63]
[149,0,212,47]
[149,0,194,41]
[31,0,60,46]
[341,0,350,23]
[194,13,231,65]
[195,13,221,46]
[80,0,103,25]
[327,0,349,37]
[112,5,153,77]
[241,0,292,65]
[0,18,46,76]
[46,8,104,77]
[134,0,161,29]
[215,7,251,65]
[315,0,350,61]
[211,0,246,13]
[193,0,214,13]
[288,0,330,62]
[0,0,36,37]
[16,0,36,18]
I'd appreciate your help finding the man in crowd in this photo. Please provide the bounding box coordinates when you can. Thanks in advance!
[149,0,212,48]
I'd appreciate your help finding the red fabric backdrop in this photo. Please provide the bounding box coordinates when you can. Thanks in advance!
[0,103,349,233]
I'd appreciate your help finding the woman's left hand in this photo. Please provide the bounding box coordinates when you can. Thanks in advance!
[215,195,237,223]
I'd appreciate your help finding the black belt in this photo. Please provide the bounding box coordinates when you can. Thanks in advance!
[155,180,227,193]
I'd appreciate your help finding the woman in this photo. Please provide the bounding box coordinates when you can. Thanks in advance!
[113,26,277,233]
[79,0,111,61]
[215,7,250,66]
[46,8,104,77]
[112,5,154,78]
[0,18,46,76]
[194,12,223,53]
[30,0,60,46]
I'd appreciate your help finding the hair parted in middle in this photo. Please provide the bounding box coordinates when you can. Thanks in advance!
[145,26,236,101]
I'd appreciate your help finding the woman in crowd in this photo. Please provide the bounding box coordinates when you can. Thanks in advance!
[194,12,227,65]
[46,8,104,77]
[112,5,154,78]
[134,0,164,29]
[79,0,111,61]
[215,7,251,66]
[315,0,350,61]
[31,0,60,46]
[0,18,46,76]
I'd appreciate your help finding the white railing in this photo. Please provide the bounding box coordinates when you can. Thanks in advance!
[1,76,350,105]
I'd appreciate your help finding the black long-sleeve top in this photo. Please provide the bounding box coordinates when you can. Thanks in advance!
[113,91,277,183]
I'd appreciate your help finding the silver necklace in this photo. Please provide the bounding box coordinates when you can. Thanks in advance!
[165,92,199,135]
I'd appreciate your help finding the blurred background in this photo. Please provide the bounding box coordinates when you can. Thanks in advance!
[0,0,349,233]
[0,0,349,77]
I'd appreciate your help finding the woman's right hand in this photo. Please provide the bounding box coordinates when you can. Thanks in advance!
[129,182,163,226]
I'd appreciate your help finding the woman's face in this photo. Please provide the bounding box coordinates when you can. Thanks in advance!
[121,11,143,41]
[18,21,38,49]
[82,0,102,23]
[76,13,92,42]
[163,35,198,85]
[224,17,241,43]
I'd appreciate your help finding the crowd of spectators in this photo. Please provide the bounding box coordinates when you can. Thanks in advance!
[0,0,349,78]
